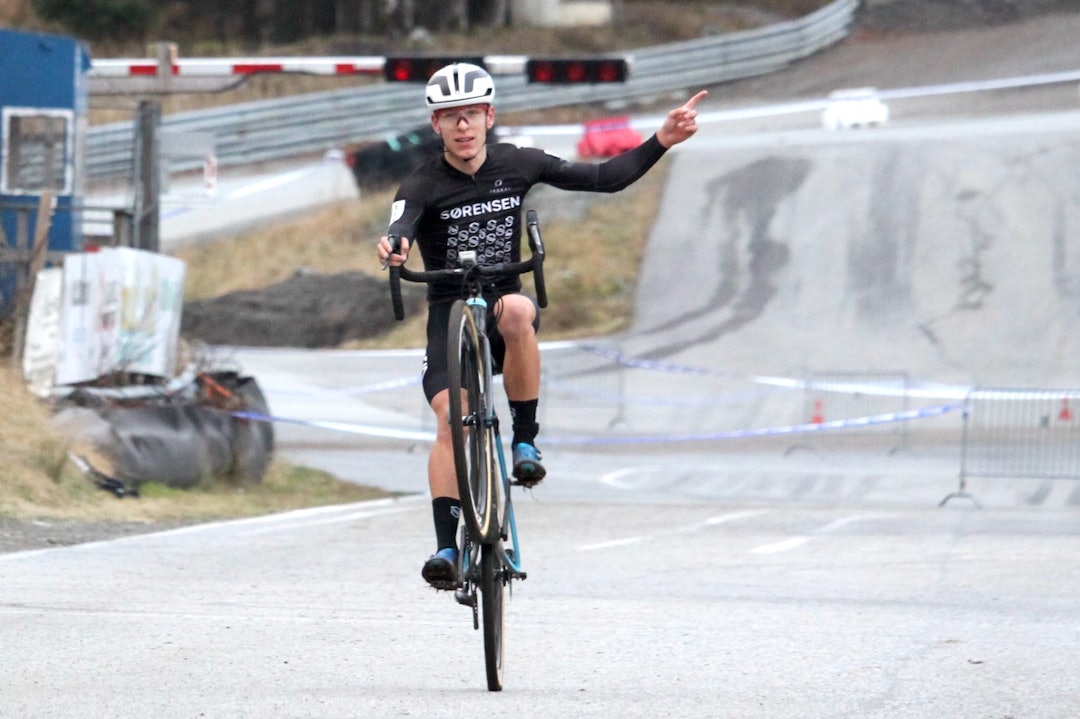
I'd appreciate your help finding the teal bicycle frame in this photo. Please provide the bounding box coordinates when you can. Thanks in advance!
[455,290,525,614]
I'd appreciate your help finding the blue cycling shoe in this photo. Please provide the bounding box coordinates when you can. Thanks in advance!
[421,547,460,590]
[512,442,546,487]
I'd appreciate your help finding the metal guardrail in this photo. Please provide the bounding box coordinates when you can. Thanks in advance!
[85,0,857,180]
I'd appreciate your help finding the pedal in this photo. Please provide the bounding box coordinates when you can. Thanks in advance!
[454,588,476,608]
[511,478,543,489]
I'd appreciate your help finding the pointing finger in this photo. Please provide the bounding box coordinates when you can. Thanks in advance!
[683,90,708,112]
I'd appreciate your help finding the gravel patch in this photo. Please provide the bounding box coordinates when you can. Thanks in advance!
[0,517,199,554]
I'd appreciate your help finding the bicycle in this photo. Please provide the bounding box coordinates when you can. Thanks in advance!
[388,209,548,692]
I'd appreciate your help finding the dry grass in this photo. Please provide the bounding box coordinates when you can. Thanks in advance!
[0,365,79,516]
[0,363,385,522]
[176,188,396,298]
[83,462,387,523]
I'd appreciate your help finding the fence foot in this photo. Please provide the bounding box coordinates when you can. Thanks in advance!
[784,441,820,457]
[939,490,981,508]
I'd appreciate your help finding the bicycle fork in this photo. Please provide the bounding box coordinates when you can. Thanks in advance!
[452,293,526,624]
[454,431,527,627]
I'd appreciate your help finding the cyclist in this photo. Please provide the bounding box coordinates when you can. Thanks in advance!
[376,62,706,590]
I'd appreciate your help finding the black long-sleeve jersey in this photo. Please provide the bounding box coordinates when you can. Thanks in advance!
[387,134,668,304]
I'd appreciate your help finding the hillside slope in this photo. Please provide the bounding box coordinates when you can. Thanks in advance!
[616,4,1080,442]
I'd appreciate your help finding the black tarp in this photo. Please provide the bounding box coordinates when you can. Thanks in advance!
[56,372,274,494]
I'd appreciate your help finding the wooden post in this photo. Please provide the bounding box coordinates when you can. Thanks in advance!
[11,192,56,366]
[134,99,161,252]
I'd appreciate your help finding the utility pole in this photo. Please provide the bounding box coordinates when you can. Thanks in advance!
[133,97,160,252]
[131,42,174,253]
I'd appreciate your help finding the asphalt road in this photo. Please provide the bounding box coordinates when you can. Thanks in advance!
[1,487,1077,718]
[8,11,1080,718]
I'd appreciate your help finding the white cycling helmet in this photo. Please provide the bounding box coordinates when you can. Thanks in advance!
[425,63,495,111]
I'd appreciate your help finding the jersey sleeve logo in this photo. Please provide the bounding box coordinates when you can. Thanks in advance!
[390,199,406,224]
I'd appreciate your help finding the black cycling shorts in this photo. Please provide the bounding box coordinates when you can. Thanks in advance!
[421,295,540,403]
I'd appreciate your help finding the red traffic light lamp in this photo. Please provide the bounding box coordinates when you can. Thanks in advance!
[525,58,630,84]
[383,56,486,82]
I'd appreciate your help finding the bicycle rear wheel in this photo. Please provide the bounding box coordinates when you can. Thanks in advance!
[480,543,505,691]
[447,300,499,543]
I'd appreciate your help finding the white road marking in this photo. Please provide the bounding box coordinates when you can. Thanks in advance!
[578,537,644,551]
[749,514,877,554]
[598,466,652,490]
[226,166,318,199]
[751,536,812,554]
[576,509,766,552]
[236,504,416,537]
[700,510,764,527]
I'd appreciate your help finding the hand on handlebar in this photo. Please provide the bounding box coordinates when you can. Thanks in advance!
[377,235,410,270]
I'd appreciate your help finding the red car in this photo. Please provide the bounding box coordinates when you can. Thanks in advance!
[576,116,643,159]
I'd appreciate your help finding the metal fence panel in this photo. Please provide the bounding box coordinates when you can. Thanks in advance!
[941,387,1080,506]
[961,387,1080,481]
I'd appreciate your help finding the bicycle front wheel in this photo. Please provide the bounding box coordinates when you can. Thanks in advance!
[447,300,499,543]
[480,544,505,691]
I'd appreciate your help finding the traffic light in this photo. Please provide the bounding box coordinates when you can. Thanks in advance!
[525,57,630,84]
[383,56,486,82]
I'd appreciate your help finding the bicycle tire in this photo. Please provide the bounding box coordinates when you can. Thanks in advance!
[480,543,505,691]
[447,300,499,543]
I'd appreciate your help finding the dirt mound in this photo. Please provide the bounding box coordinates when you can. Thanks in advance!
[181,270,425,348]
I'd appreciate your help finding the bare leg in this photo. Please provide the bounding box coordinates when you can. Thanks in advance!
[495,294,540,402]
[495,294,546,483]
[428,389,458,499]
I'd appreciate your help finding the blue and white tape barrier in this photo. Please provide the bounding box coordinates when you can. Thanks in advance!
[232,345,969,446]
[235,402,961,446]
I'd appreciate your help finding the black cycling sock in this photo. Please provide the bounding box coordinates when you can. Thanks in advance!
[432,497,461,551]
[509,399,539,446]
